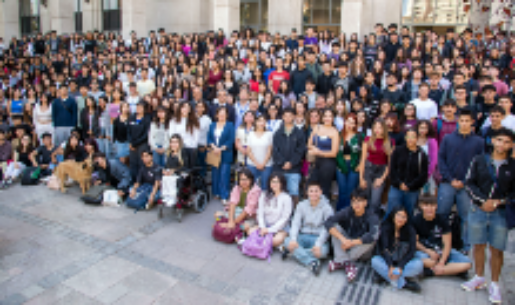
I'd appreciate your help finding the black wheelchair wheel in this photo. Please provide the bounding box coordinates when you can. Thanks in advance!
[192,191,208,213]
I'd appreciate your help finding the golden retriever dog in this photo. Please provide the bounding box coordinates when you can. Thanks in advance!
[55,159,93,194]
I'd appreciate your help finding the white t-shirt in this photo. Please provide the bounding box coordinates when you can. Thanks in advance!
[410,98,438,121]
[236,127,252,164]
[247,131,274,167]
[482,114,515,132]
[198,115,212,146]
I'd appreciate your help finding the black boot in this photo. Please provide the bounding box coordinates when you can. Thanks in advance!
[403,280,421,293]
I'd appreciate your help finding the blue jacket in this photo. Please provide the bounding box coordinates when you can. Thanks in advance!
[52,97,78,127]
[438,130,484,182]
[207,122,235,164]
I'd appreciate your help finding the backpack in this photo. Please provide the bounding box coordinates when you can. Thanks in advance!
[241,230,274,260]
[80,184,111,205]
[21,167,41,186]
[212,217,242,244]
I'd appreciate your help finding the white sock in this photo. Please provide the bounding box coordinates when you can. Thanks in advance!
[474,275,485,281]
[491,281,499,288]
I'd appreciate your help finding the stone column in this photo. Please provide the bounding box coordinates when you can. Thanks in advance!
[50,0,75,35]
[0,0,20,39]
[39,3,51,34]
[341,0,363,37]
[213,0,240,37]
[121,0,147,38]
[268,0,302,35]
[82,0,102,32]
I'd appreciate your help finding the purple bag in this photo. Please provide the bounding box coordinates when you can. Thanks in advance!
[212,217,242,244]
[241,230,273,260]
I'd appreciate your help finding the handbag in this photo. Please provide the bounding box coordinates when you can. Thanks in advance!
[46,174,61,190]
[212,217,242,244]
[241,230,274,260]
[21,167,41,185]
[306,126,319,163]
[81,184,112,205]
[206,150,221,168]
[102,189,121,207]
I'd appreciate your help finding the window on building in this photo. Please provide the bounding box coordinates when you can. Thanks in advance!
[75,0,83,33]
[240,0,268,32]
[401,0,470,34]
[20,0,40,36]
[102,0,121,32]
[302,0,341,35]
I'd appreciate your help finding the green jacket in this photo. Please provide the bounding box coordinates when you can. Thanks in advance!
[336,133,363,174]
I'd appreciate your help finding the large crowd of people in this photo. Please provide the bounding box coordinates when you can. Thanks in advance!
[1,23,515,303]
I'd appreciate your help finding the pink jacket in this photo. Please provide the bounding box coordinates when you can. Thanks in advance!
[229,184,262,217]
[427,138,438,177]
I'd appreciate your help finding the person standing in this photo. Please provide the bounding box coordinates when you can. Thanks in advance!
[462,128,515,304]
[169,102,200,168]
[438,109,484,252]
[127,101,152,181]
[52,83,77,147]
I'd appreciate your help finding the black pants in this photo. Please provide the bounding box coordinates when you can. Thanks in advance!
[184,148,198,168]
[312,157,337,200]
[129,143,149,181]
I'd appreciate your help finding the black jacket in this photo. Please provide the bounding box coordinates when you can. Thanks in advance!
[384,42,401,63]
[95,159,132,192]
[316,73,336,95]
[290,68,313,96]
[324,207,380,244]
[165,150,190,173]
[272,123,306,174]
[465,154,515,208]
[209,103,236,124]
[377,222,417,269]
[127,114,152,147]
[390,145,428,191]
[80,108,100,139]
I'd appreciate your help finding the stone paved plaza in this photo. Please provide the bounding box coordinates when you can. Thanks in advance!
[0,184,513,305]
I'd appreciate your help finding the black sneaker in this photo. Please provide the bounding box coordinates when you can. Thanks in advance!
[279,246,289,260]
[373,271,385,284]
[310,261,321,276]
[457,271,469,280]
[403,280,421,293]
[423,268,435,277]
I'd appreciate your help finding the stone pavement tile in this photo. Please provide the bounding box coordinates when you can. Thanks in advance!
[63,256,140,297]
[20,284,45,299]
[154,281,228,305]
[24,284,73,305]
[94,283,129,304]
[53,290,102,305]
[159,247,209,273]
[112,268,177,297]
[111,292,155,305]
[229,265,285,294]
[197,252,246,282]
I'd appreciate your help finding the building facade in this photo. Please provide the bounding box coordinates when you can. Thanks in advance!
[0,0,512,39]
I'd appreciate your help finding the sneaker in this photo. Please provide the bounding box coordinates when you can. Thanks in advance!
[278,245,289,260]
[310,261,321,276]
[372,271,385,284]
[457,271,469,280]
[489,283,502,304]
[461,275,487,292]
[403,280,421,293]
[344,262,358,282]
[423,268,435,277]
[328,260,345,273]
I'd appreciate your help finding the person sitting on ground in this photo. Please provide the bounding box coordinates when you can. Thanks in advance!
[126,149,162,210]
[214,168,261,236]
[248,172,293,248]
[324,188,379,282]
[31,132,57,177]
[93,152,132,199]
[280,180,334,276]
[3,134,36,186]
[371,206,423,292]
[462,128,515,304]
[0,130,12,172]
[414,195,472,278]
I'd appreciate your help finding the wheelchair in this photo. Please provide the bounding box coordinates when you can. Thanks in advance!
[158,167,210,222]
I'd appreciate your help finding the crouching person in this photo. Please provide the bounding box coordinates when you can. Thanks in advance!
[372,206,423,292]
[248,173,293,247]
[281,181,334,276]
[325,188,379,282]
[414,195,472,278]
[126,150,161,210]
[93,152,132,199]
[214,168,261,233]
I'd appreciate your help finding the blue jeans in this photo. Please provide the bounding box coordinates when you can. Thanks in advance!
[283,234,329,266]
[284,173,301,196]
[415,249,471,264]
[336,166,359,211]
[437,183,471,251]
[97,138,111,158]
[212,162,231,200]
[468,205,508,251]
[153,150,166,168]
[371,255,423,289]
[197,148,207,177]
[248,165,273,191]
[385,186,420,219]
[125,183,161,210]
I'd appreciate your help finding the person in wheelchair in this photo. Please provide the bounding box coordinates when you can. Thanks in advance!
[161,134,190,207]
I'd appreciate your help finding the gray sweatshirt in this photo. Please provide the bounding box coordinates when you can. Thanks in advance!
[289,195,334,247]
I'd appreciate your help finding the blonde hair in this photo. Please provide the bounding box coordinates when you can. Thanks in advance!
[168,134,184,166]
[368,119,392,155]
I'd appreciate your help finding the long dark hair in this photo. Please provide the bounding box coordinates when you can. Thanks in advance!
[174,101,199,133]
[63,134,82,158]
[153,106,170,129]
[266,172,287,199]
[383,205,411,236]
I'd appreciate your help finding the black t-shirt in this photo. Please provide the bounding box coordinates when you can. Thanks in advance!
[84,40,97,54]
[413,214,450,251]
[36,145,56,165]
[136,163,162,185]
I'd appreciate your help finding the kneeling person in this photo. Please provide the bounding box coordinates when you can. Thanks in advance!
[281,181,334,275]
[414,195,472,278]
[93,152,132,199]
[325,188,379,282]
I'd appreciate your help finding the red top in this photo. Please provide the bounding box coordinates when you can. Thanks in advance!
[208,70,223,86]
[268,70,290,93]
[365,136,395,165]
[249,80,260,93]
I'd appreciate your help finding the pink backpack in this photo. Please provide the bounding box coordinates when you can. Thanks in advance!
[241,230,273,260]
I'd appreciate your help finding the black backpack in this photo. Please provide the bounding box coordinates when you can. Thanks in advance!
[21,167,41,186]
[80,185,111,205]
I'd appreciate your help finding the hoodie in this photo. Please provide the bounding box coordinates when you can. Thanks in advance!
[289,195,334,247]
